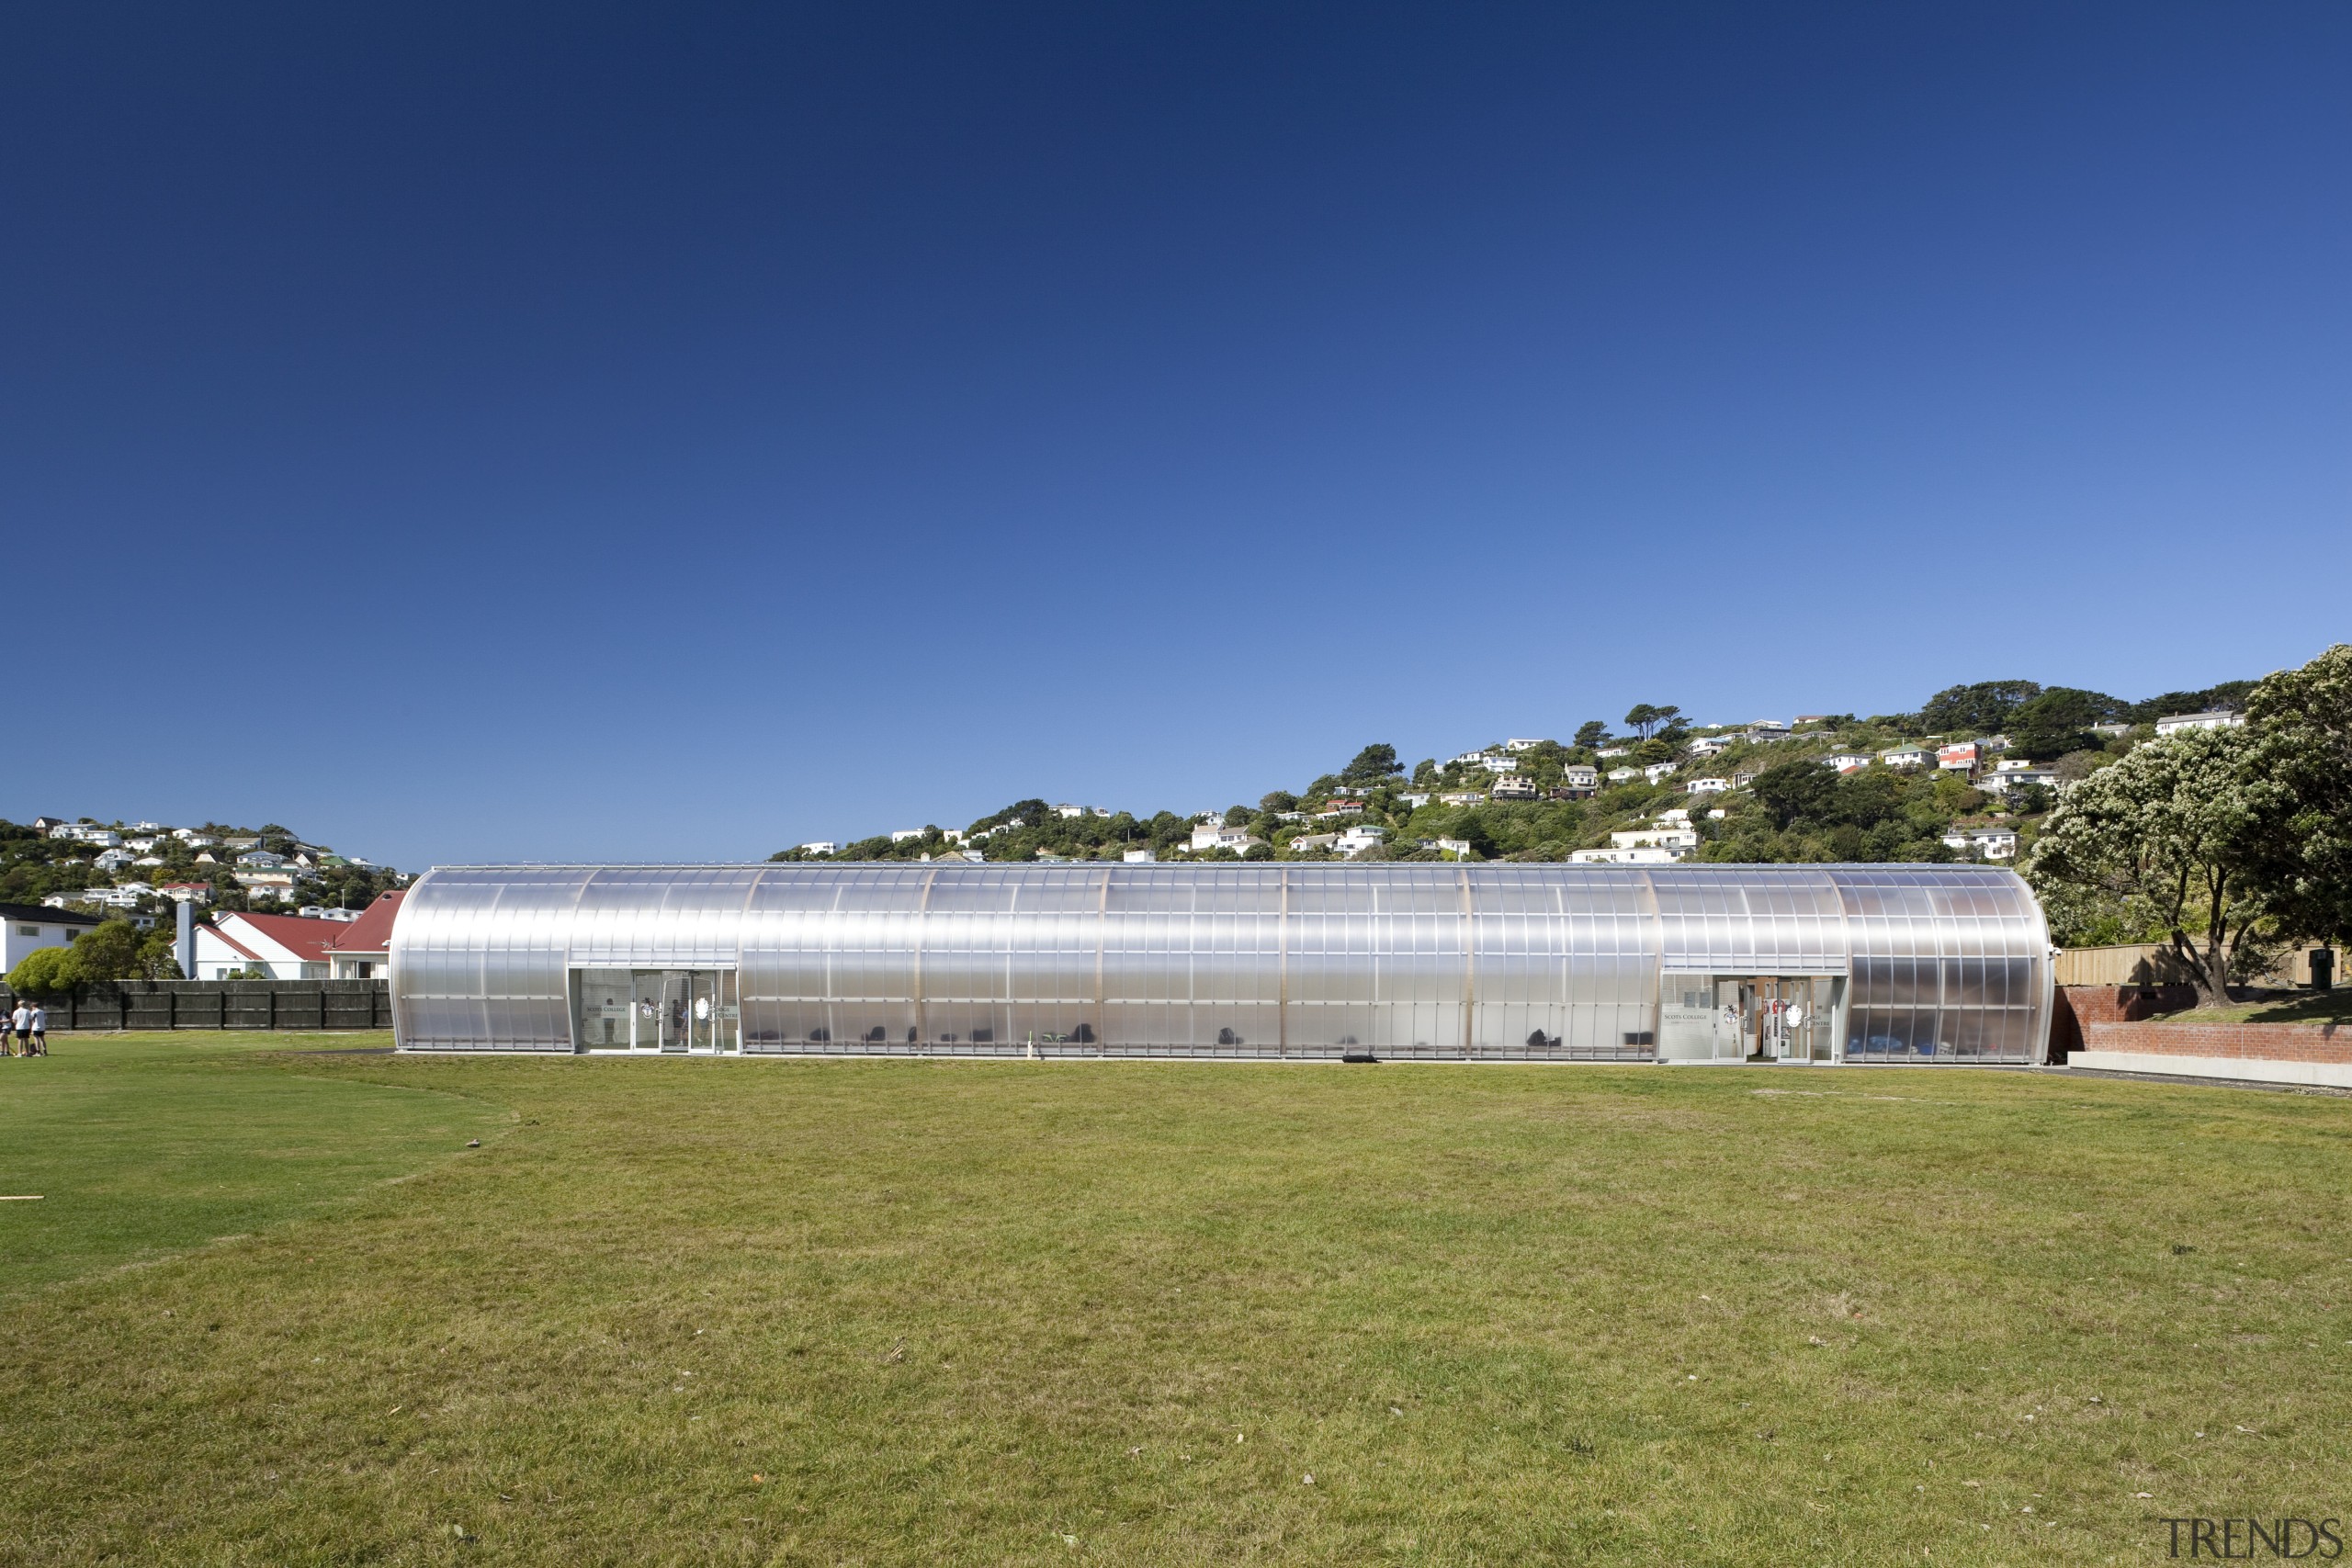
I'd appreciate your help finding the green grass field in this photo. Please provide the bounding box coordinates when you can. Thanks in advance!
[3,1035,2349,1565]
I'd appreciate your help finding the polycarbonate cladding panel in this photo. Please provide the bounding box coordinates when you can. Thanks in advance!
[392,863,2052,1062]
[392,867,593,1051]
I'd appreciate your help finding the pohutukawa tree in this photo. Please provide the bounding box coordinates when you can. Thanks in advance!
[2023,724,2275,1007]
[2243,642,2352,952]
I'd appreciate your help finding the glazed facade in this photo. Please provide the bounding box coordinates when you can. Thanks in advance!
[390,863,2054,1066]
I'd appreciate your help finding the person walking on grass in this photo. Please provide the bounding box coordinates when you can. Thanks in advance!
[6,1001,27,1056]
[27,1002,45,1055]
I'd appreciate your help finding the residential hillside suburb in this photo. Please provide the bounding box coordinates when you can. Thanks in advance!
[0,818,408,988]
[7,652,2350,1091]
[772,673,2258,896]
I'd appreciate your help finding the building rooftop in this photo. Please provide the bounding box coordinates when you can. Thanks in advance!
[0,901,104,927]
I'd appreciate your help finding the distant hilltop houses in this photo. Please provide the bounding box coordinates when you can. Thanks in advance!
[2,815,406,950]
[773,679,2260,870]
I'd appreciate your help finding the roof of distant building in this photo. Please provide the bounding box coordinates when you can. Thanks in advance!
[324,890,404,957]
[0,901,103,926]
[220,911,348,964]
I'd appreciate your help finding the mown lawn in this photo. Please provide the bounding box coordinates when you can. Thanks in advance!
[3,1036,2349,1565]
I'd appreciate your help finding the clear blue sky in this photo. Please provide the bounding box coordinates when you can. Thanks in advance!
[4,3,2346,869]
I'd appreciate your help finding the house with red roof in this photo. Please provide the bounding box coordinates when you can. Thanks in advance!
[322,890,402,980]
[190,910,349,980]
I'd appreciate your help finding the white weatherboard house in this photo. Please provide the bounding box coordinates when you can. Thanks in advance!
[1,902,105,974]
[190,911,351,980]
[1977,767,2057,795]
[1611,827,1698,851]
[1569,845,1689,865]
[322,891,404,980]
[1941,827,2019,861]
[2154,710,2245,736]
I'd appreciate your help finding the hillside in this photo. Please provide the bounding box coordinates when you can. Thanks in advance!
[0,817,404,919]
[770,677,2254,883]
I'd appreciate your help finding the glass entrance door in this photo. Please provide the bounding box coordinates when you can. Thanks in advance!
[1733,976,1837,1063]
[571,968,738,1054]
[1669,976,1842,1063]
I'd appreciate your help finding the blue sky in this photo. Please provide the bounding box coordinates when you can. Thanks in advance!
[4,3,2346,868]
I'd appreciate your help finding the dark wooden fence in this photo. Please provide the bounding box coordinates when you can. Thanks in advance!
[0,979,392,1032]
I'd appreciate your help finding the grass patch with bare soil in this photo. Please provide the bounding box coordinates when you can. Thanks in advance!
[4,1036,2351,1564]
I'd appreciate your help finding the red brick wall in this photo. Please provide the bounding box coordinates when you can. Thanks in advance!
[2050,986,2201,1064]
[2061,985,2199,1025]
[2083,1020,2352,1065]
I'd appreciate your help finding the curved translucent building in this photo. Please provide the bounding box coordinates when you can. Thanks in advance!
[390,863,2053,1066]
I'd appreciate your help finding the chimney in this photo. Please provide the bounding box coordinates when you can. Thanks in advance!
[176,898,197,980]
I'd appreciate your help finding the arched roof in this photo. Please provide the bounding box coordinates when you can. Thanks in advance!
[392,863,2051,1063]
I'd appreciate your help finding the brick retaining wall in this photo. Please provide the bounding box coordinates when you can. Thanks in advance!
[2084,1020,2350,1063]
[2062,985,2200,1025]
[2074,1017,2352,1089]
[2049,986,2201,1066]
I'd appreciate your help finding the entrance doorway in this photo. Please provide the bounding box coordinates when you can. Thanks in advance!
[1657,974,1843,1063]
[1730,976,1832,1063]
[571,968,739,1054]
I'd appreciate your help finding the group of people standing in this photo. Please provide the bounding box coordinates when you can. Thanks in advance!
[6,1001,47,1055]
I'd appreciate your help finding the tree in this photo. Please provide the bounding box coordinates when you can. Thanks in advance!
[2010,687,2126,760]
[1450,813,1497,858]
[1259,791,1299,814]
[1751,760,1838,830]
[64,919,144,983]
[1623,705,1679,739]
[2126,680,2257,725]
[2241,644,2352,947]
[136,929,183,980]
[1573,721,1608,750]
[1223,805,1256,827]
[1340,744,1403,785]
[2023,725,2270,1006]
[1918,680,2042,735]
